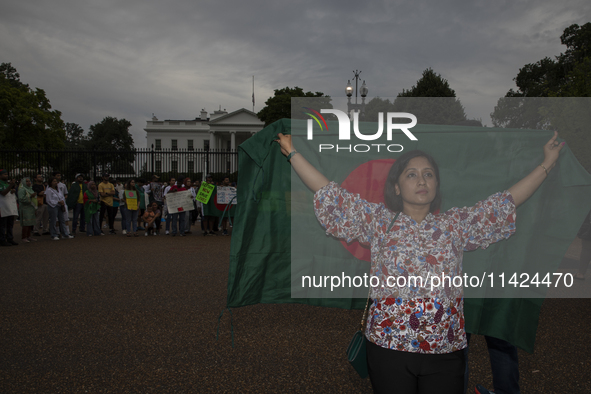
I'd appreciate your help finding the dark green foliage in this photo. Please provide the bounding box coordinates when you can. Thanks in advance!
[490,23,591,172]
[363,97,395,123]
[88,116,135,174]
[0,63,65,150]
[257,87,332,127]
[393,68,467,125]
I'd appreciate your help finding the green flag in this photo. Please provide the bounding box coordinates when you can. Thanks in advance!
[227,118,591,352]
[202,185,237,218]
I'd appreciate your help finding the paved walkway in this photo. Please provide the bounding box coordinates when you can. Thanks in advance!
[1,224,590,393]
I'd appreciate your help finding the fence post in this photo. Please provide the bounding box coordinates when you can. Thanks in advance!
[92,147,97,181]
[37,144,41,175]
[151,144,154,175]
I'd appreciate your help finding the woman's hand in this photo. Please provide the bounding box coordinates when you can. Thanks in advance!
[508,131,565,207]
[542,131,565,172]
[275,133,295,157]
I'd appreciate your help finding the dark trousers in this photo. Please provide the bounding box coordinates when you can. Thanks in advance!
[0,215,15,242]
[72,203,86,232]
[170,212,185,235]
[99,202,116,230]
[367,339,465,394]
[465,334,520,394]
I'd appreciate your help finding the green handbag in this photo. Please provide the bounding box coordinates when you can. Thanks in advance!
[346,296,370,378]
[346,213,399,379]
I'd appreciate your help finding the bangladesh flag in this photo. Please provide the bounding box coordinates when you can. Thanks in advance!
[227,118,591,352]
[202,186,237,218]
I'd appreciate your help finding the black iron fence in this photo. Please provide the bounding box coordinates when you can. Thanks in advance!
[0,148,239,183]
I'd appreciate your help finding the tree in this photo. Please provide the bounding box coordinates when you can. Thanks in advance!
[0,63,28,89]
[397,68,459,98]
[88,117,135,174]
[257,87,332,127]
[392,68,467,125]
[0,63,65,150]
[88,117,133,151]
[548,56,591,97]
[492,23,591,102]
[65,122,87,148]
[363,97,395,123]
[490,23,591,172]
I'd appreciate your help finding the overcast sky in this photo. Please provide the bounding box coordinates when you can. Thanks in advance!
[2,0,589,148]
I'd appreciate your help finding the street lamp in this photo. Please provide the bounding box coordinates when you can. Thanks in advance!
[346,70,368,120]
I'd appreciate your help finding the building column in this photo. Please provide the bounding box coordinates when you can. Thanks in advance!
[209,130,216,149]
[230,131,236,151]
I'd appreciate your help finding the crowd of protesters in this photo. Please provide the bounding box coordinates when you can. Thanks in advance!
[0,169,236,246]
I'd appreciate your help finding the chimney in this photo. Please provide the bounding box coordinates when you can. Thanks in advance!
[200,109,208,120]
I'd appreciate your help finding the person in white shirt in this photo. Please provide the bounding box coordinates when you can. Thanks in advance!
[183,178,196,234]
[162,177,175,235]
[45,176,74,240]
[53,172,70,229]
[115,179,128,234]
[0,169,19,246]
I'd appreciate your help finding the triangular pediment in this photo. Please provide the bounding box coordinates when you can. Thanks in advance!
[209,108,263,125]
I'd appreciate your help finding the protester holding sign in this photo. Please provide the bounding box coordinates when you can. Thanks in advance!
[167,179,187,237]
[123,179,140,237]
[275,131,564,393]
[218,177,234,236]
[0,170,19,246]
[197,177,216,236]
[184,178,196,234]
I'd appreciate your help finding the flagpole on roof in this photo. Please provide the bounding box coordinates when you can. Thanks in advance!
[252,75,255,112]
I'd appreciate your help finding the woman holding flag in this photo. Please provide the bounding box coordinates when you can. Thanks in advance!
[275,131,564,393]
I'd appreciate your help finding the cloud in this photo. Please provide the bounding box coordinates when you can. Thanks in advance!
[1,0,589,146]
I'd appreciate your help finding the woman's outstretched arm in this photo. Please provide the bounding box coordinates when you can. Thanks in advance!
[508,131,564,207]
[275,133,330,193]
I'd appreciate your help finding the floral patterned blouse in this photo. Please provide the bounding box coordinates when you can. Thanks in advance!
[314,182,516,354]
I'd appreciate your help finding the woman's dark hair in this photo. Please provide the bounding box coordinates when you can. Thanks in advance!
[125,179,135,190]
[384,150,442,213]
[47,176,58,189]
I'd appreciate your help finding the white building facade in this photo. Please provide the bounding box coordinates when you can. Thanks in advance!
[144,108,264,176]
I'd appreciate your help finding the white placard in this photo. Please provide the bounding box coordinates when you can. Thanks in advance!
[165,190,194,213]
[217,187,237,205]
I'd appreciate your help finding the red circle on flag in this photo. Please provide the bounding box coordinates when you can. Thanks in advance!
[129,192,135,197]
[339,159,396,262]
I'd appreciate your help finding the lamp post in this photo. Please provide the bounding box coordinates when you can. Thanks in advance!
[346,70,368,120]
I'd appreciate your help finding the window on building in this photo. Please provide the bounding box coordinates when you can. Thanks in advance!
[227,140,231,151]
[155,139,161,150]
[188,139,194,151]
[171,139,178,151]
[188,161,194,172]
[155,160,162,172]
[204,140,210,151]
[172,160,178,173]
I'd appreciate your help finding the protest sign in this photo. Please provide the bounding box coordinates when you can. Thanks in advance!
[124,190,138,210]
[166,190,194,213]
[217,187,237,205]
[196,183,215,204]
